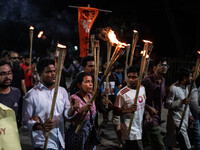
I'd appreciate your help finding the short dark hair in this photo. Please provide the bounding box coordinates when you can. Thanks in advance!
[0,59,11,68]
[81,56,94,67]
[127,66,139,75]
[76,72,92,85]
[115,63,124,69]
[177,67,191,82]
[24,54,30,59]
[36,57,55,74]
[153,57,167,66]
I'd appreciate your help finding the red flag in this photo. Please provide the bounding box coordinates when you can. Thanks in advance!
[78,7,99,57]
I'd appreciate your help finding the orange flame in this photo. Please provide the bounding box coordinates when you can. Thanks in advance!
[37,31,44,38]
[108,30,127,47]
[29,26,34,30]
[143,40,152,43]
[57,43,66,48]
[197,51,200,54]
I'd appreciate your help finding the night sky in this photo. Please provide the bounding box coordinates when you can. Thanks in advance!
[0,0,199,59]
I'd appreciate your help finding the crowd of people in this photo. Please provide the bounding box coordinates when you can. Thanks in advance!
[0,49,200,150]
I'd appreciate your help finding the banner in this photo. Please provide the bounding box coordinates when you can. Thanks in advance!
[78,7,99,57]
[0,104,21,150]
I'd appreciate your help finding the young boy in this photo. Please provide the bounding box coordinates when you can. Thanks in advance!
[113,66,147,150]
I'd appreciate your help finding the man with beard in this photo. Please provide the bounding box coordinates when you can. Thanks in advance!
[141,57,169,150]
[165,67,193,150]
[0,59,21,121]
[22,57,78,150]
[8,51,26,95]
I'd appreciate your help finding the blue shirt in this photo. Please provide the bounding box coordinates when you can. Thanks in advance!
[0,86,21,119]
[22,82,71,149]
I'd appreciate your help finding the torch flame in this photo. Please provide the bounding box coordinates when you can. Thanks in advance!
[108,30,127,47]
[143,40,152,43]
[197,51,200,54]
[57,43,66,48]
[108,30,120,44]
[29,26,34,30]
[38,31,44,38]
[133,30,138,33]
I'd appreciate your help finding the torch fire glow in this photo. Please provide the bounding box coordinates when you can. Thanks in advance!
[108,30,127,47]
[57,43,67,48]
[37,31,44,38]
[29,26,34,30]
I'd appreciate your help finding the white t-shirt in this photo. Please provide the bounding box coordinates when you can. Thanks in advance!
[114,86,146,140]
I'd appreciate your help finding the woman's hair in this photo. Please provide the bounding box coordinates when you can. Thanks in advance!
[36,57,55,74]
[76,72,92,85]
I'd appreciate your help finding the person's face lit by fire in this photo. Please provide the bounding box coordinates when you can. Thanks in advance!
[83,61,94,75]
[40,64,56,87]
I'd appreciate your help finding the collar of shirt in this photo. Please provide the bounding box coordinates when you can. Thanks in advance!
[151,73,165,84]
[37,82,53,91]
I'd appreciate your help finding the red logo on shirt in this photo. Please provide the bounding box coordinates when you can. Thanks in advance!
[138,96,143,103]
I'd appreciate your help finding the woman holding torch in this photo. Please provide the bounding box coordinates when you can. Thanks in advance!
[65,72,97,150]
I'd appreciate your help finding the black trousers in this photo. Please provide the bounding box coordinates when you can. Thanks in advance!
[125,140,144,150]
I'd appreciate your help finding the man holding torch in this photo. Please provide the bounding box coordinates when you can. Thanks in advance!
[164,67,194,150]
[113,66,148,150]
[22,57,79,150]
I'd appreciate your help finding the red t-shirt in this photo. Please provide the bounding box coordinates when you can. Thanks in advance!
[20,63,33,87]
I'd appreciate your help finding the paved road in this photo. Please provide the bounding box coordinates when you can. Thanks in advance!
[19,108,180,150]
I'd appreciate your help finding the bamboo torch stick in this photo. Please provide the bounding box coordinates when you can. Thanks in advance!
[44,43,67,150]
[75,31,127,134]
[105,41,112,108]
[96,40,100,92]
[94,40,100,92]
[124,44,131,80]
[91,34,95,55]
[144,44,154,78]
[127,40,153,136]
[129,30,139,66]
[177,55,200,133]
[29,26,34,74]
[94,40,97,91]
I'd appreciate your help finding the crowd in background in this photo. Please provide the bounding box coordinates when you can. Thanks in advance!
[0,49,200,150]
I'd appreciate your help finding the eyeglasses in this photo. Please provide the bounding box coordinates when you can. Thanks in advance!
[0,71,13,77]
[159,64,169,68]
[9,57,19,60]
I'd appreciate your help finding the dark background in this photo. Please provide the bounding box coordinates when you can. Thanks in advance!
[0,0,199,59]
